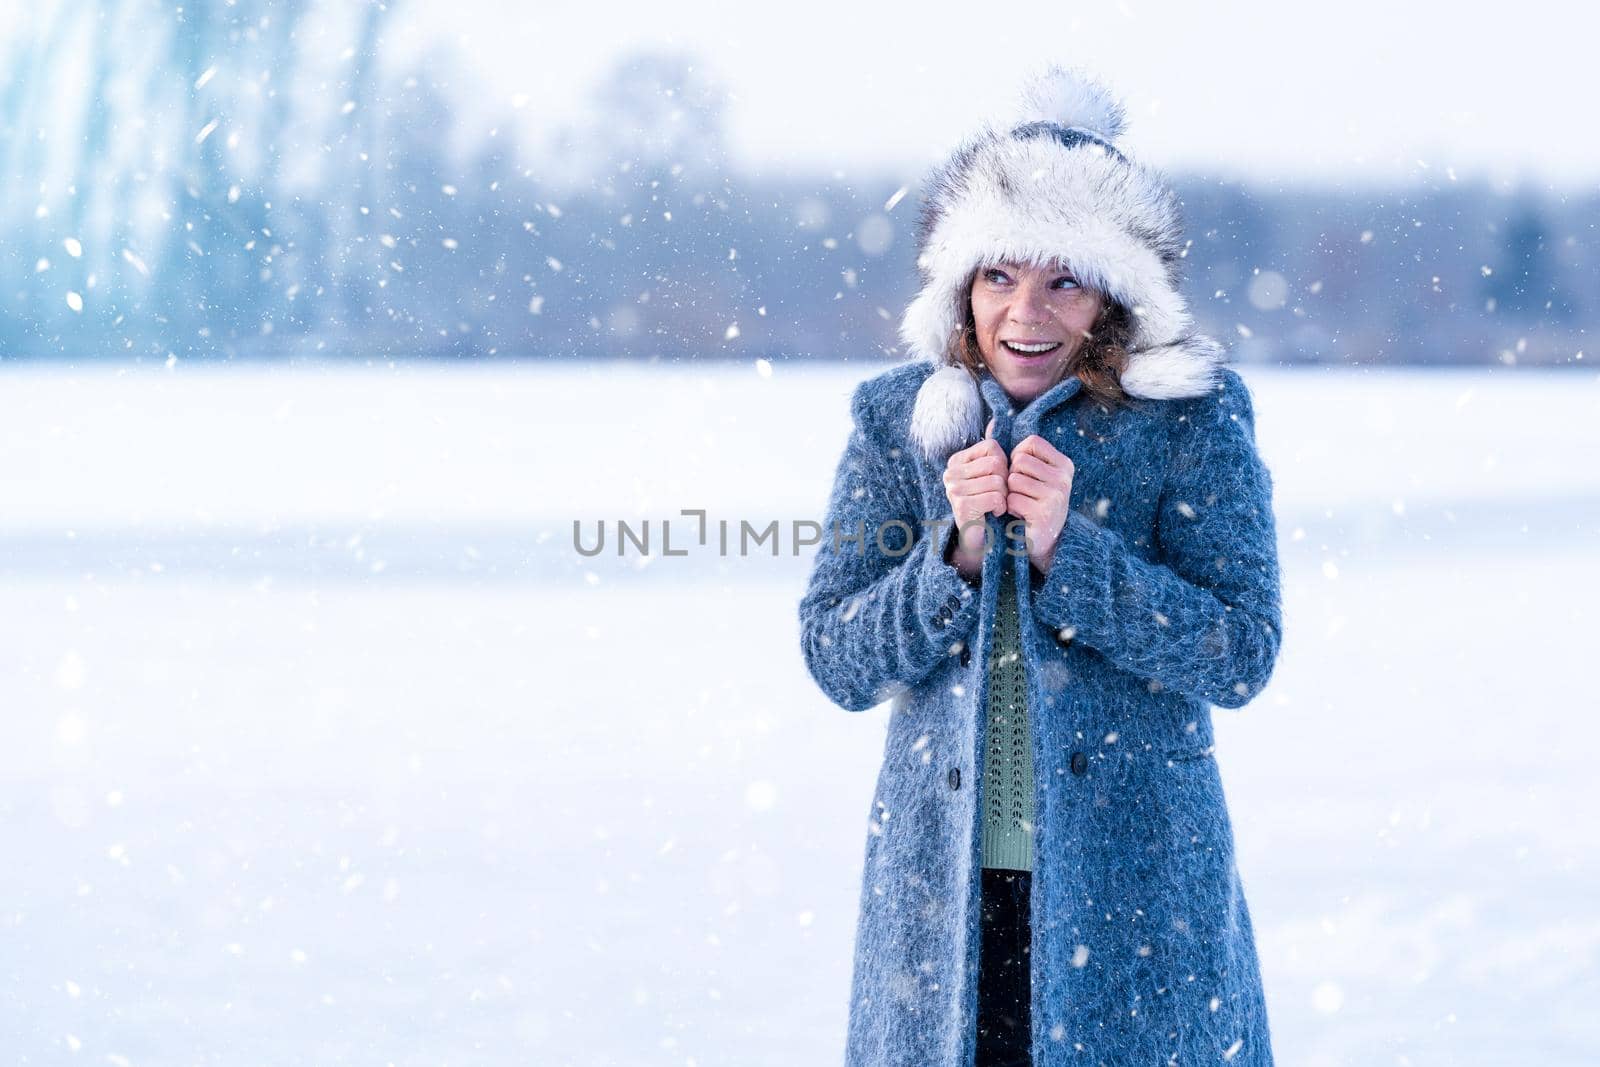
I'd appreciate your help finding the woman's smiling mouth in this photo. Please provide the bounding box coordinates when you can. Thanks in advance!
[1001,339,1063,356]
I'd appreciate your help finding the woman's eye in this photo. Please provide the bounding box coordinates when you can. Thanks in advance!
[984,268,1010,284]
[1053,276,1080,290]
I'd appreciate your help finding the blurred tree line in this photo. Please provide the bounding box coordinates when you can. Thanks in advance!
[1,1,1592,367]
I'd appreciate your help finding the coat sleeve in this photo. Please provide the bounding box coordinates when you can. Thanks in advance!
[798,379,982,712]
[1027,369,1282,709]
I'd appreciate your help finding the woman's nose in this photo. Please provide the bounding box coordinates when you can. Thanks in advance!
[1009,287,1050,326]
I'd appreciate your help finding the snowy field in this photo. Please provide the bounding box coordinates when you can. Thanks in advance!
[3,360,1598,1066]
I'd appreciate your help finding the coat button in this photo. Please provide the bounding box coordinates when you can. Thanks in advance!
[948,767,961,790]
[945,593,962,611]
[1070,751,1088,776]
[959,646,972,668]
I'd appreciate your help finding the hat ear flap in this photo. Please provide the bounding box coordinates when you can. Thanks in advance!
[899,282,961,366]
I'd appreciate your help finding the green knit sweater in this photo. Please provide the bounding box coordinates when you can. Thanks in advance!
[981,563,1035,871]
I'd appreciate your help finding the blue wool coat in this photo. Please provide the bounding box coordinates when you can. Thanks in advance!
[798,360,1283,1066]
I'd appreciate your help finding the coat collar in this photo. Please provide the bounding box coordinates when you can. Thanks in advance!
[977,369,1082,453]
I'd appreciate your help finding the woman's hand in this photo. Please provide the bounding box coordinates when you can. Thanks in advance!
[941,417,1008,581]
[1006,433,1076,577]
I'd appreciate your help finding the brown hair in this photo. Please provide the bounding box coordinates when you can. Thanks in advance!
[945,274,1138,414]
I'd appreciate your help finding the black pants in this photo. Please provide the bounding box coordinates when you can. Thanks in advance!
[976,866,1032,1066]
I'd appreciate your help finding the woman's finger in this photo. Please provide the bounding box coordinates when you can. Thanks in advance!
[1007,450,1063,484]
[1004,472,1051,502]
[1012,433,1065,464]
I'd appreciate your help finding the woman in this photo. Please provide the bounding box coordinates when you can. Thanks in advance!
[798,65,1283,1066]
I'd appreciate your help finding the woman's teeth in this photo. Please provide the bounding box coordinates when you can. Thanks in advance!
[1002,340,1062,355]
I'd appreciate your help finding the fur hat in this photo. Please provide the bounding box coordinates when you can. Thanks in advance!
[902,63,1226,464]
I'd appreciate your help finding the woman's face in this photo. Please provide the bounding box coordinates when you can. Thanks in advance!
[969,259,1103,406]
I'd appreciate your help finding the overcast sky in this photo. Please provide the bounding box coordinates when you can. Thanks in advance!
[399,0,1596,190]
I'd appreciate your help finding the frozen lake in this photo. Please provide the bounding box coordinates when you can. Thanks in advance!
[3,360,1598,1065]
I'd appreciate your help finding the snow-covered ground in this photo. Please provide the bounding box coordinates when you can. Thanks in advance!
[3,360,1597,1065]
